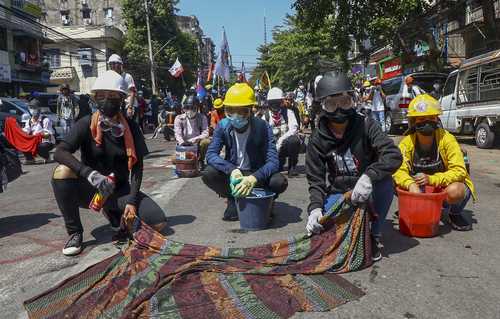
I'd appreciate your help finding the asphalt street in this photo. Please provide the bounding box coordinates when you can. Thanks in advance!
[1,135,500,319]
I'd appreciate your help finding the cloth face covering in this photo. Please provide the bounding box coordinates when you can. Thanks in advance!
[96,98,122,118]
[228,114,249,129]
[415,120,438,136]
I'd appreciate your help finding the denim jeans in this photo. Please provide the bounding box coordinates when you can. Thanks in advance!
[324,176,394,237]
[371,111,386,132]
[444,185,472,215]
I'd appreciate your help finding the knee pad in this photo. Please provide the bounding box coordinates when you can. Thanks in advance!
[52,165,78,180]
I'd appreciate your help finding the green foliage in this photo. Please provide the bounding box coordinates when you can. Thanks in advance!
[122,0,199,96]
[252,15,340,91]
[292,0,446,70]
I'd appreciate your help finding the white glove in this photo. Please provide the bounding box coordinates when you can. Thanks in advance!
[306,208,324,237]
[351,174,373,205]
[87,171,115,197]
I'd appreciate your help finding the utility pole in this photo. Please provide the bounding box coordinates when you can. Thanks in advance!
[264,8,267,46]
[144,0,157,95]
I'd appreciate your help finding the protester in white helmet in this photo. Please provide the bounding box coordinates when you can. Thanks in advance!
[51,70,167,256]
[108,54,137,118]
[261,87,301,177]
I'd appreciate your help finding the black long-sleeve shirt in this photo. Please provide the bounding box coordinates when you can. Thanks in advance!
[54,115,148,205]
[306,113,402,213]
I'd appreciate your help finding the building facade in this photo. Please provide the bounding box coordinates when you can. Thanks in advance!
[40,0,124,93]
[0,0,49,97]
[175,15,214,69]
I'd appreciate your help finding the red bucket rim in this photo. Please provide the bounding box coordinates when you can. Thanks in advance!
[396,187,447,199]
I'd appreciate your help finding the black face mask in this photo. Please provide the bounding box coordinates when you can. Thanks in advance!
[415,121,438,136]
[325,108,355,124]
[97,99,122,118]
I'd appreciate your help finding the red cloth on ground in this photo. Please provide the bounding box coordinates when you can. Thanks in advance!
[3,117,42,156]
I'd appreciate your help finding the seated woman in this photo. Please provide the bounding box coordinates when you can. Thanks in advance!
[52,70,167,256]
[393,94,476,231]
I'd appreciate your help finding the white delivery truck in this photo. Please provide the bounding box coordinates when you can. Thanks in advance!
[440,49,500,148]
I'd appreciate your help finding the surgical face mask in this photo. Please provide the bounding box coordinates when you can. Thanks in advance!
[415,120,438,136]
[228,114,249,129]
[299,85,305,90]
[97,98,122,118]
[186,110,197,119]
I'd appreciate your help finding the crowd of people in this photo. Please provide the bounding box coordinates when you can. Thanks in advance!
[0,55,475,267]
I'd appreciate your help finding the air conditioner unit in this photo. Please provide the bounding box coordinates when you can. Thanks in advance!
[62,16,70,25]
[83,18,92,25]
[81,0,88,5]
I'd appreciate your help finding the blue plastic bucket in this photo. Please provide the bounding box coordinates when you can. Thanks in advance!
[236,188,276,231]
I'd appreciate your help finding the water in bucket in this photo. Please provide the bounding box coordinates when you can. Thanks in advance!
[236,188,276,231]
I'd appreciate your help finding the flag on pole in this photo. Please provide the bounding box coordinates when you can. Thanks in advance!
[196,70,207,100]
[259,71,272,90]
[238,61,247,83]
[206,63,214,82]
[214,28,231,82]
[168,58,184,78]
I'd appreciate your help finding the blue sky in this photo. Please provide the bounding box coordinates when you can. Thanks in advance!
[177,1,294,70]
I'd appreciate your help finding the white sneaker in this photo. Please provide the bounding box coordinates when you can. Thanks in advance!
[62,232,83,256]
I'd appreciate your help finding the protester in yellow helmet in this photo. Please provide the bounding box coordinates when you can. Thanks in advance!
[393,94,476,231]
[209,98,225,132]
[202,83,288,221]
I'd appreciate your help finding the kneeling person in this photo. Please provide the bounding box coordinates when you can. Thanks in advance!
[393,94,476,231]
[52,70,167,256]
[305,72,402,262]
[203,83,288,221]
[174,95,211,168]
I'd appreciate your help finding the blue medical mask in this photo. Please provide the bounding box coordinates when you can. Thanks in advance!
[229,114,249,129]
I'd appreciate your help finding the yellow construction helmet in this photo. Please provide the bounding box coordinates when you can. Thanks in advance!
[363,80,371,88]
[223,83,256,107]
[213,98,224,109]
[408,94,442,117]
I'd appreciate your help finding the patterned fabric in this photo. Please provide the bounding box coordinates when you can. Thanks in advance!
[24,203,372,319]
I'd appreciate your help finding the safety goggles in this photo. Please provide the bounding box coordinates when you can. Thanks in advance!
[99,117,125,137]
[321,94,354,113]
[225,106,251,117]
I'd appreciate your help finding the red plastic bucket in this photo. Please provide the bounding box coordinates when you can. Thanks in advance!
[397,186,447,238]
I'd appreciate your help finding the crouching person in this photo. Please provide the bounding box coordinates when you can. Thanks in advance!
[393,94,476,231]
[52,70,167,256]
[305,72,402,262]
[174,95,211,169]
[202,83,288,221]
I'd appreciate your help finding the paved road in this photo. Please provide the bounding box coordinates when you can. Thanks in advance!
[1,135,500,319]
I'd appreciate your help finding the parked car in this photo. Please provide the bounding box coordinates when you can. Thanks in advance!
[440,49,500,149]
[0,98,31,131]
[30,93,66,141]
[382,72,447,134]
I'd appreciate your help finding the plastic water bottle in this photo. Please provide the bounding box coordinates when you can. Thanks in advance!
[89,173,115,213]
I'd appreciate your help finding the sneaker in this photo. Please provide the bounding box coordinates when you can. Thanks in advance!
[371,236,383,262]
[288,167,299,177]
[449,213,472,231]
[112,229,130,246]
[62,232,83,256]
[222,198,239,221]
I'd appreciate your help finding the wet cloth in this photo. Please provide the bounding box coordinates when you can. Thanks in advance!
[3,117,42,156]
[24,204,372,319]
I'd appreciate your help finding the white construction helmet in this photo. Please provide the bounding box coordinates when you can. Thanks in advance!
[108,54,123,64]
[91,70,127,95]
[267,87,284,101]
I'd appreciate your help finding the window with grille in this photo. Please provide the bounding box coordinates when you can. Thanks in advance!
[457,67,479,104]
[479,61,500,101]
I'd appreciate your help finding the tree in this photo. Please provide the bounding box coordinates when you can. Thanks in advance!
[252,15,340,91]
[122,0,200,97]
[292,0,447,70]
